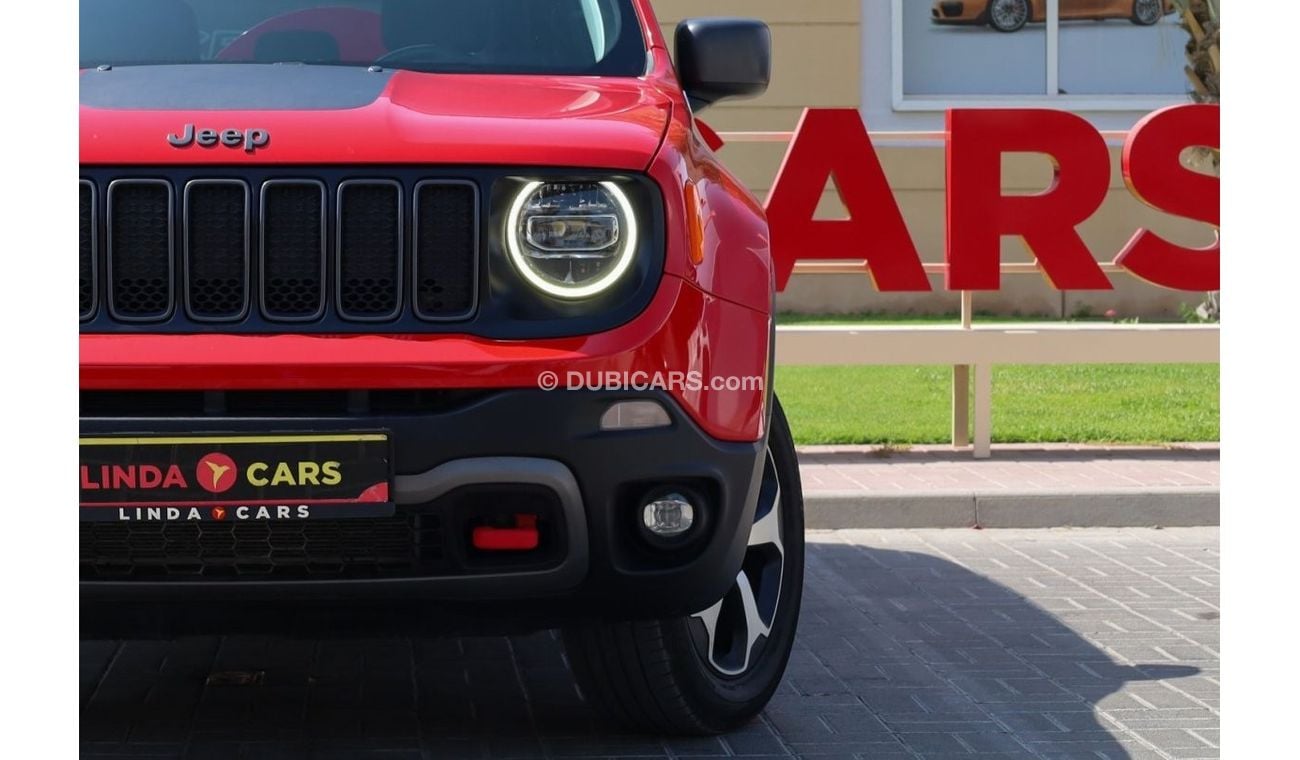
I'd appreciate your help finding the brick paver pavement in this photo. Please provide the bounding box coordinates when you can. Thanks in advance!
[798,445,1220,495]
[81,528,1219,759]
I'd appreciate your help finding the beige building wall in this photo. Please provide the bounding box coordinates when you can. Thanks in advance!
[650,0,1216,319]
[650,0,861,132]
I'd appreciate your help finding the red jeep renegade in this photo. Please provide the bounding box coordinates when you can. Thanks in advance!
[80,0,803,733]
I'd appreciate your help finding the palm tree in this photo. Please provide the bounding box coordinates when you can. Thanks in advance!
[1171,1,1219,322]
[1173,0,1219,103]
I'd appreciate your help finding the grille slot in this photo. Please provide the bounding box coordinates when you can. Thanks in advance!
[260,180,326,321]
[184,180,249,321]
[80,511,448,579]
[414,181,478,320]
[108,180,174,321]
[80,180,96,320]
[337,180,402,321]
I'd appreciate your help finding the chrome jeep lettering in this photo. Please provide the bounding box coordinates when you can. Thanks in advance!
[165,123,194,147]
[167,124,270,153]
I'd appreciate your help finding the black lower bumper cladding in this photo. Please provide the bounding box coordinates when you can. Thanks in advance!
[80,389,765,637]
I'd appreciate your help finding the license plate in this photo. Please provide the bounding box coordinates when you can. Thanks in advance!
[79,433,393,523]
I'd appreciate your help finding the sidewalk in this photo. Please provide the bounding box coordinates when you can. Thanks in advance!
[797,443,1219,529]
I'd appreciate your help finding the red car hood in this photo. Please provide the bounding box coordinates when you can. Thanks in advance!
[79,65,673,170]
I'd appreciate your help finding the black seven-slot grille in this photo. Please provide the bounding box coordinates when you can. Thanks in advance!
[79,174,479,326]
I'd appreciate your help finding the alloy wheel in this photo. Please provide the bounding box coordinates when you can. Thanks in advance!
[690,449,785,676]
[990,0,1030,31]
[1134,0,1164,24]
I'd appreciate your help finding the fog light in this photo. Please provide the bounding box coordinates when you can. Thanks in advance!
[642,493,695,538]
[600,400,671,431]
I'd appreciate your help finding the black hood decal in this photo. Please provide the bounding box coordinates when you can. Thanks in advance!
[80,64,393,111]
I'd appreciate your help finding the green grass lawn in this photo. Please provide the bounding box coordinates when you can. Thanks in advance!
[776,364,1219,446]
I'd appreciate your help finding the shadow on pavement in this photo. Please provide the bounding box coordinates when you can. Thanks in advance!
[80,541,1200,759]
[781,540,1201,758]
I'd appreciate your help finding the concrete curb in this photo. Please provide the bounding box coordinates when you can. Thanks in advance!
[804,487,1219,530]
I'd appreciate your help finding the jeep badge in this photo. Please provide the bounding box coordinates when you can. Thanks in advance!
[167,124,270,153]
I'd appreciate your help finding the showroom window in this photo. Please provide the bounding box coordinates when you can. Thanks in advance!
[892,0,1194,110]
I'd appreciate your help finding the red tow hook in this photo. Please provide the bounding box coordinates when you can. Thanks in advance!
[471,514,540,552]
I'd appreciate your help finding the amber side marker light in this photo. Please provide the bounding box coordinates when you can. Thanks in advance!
[685,181,706,266]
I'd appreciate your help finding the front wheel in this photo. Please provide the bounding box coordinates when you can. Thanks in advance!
[987,0,1031,32]
[1131,0,1165,25]
[562,398,804,735]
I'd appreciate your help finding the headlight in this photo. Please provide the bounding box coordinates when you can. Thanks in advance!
[506,181,639,299]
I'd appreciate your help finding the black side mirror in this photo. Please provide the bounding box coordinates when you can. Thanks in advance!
[674,18,772,112]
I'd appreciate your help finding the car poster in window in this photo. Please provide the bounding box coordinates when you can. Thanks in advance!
[904,0,1194,98]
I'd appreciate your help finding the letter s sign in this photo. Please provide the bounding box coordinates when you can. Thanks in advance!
[1115,105,1220,291]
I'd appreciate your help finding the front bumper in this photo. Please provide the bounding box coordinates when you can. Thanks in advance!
[81,389,765,636]
[80,274,772,444]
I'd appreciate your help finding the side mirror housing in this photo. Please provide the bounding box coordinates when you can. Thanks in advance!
[674,18,772,112]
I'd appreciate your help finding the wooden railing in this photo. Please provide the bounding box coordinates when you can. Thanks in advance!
[776,299,1220,459]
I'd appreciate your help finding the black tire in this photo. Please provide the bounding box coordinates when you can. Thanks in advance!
[987,0,1031,32]
[1131,0,1164,25]
[562,398,804,735]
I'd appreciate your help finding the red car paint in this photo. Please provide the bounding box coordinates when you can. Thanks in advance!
[80,73,674,171]
[79,0,773,443]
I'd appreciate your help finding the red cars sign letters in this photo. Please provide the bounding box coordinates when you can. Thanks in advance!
[762,104,1220,293]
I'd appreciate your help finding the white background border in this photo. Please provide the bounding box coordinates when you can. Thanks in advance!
[1221,5,1295,756]
[4,0,76,754]
[9,2,1283,756]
